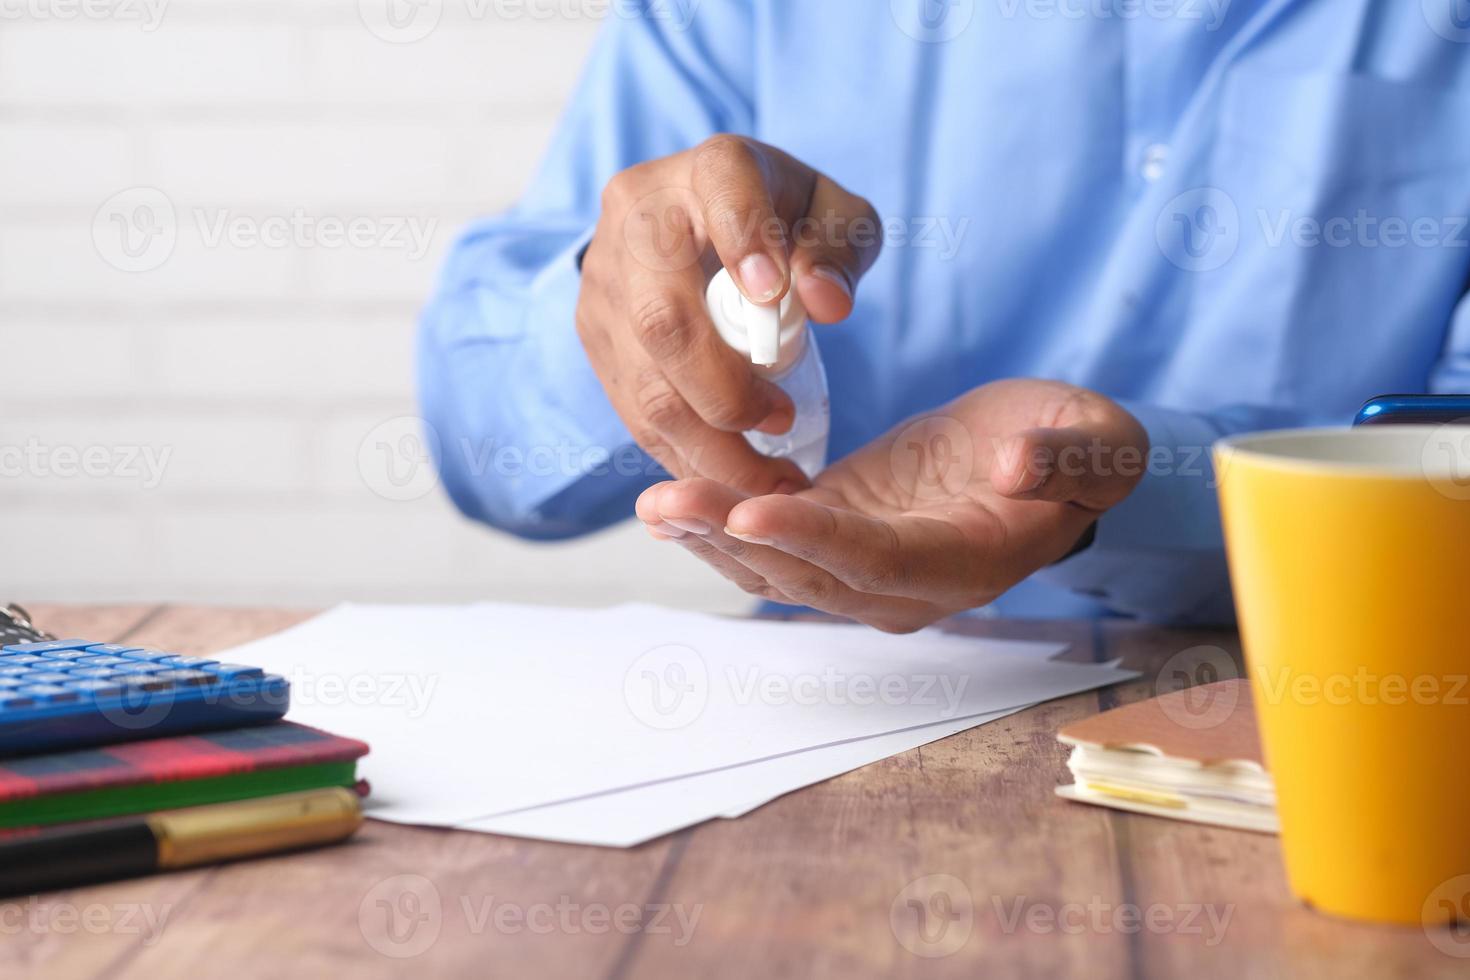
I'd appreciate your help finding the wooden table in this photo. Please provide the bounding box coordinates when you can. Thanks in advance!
[4,604,1460,979]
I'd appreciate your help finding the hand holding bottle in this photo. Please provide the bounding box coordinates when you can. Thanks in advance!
[576,135,881,493]
[637,380,1148,633]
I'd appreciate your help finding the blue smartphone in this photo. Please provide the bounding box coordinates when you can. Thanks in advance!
[1354,394,1470,426]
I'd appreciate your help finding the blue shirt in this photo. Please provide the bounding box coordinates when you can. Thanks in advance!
[418,0,1470,623]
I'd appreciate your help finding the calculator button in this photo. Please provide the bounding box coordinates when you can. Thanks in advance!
[16,685,80,702]
[0,655,44,665]
[152,669,215,687]
[111,674,175,692]
[115,662,169,674]
[0,694,35,710]
[0,666,31,677]
[66,667,122,680]
[1,639,93,654]
[25,672,74,685]
[120,649,176,662]
[209,663,264,679]
[64,679,127,697]
[77,656,129,667]
[45,650,102,661]
[159,656,220,669]
[0,677,22,687]
[83,643,143,656]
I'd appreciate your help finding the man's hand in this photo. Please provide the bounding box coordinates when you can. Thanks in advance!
[579,136,881,493]
[635,379,1149,632]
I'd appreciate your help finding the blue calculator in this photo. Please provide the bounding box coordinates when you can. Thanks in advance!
[0,638,290,757]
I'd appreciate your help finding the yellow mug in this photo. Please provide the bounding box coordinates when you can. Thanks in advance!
[1215,426,1470,926]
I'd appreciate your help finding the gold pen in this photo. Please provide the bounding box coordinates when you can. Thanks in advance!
[0,787,363,895]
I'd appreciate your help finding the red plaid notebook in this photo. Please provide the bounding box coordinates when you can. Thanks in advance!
[0,721,369,829]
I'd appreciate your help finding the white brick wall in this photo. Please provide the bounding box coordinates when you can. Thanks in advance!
[1,2,751,614]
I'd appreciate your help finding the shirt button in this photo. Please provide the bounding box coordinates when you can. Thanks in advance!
[1140,143,1168,182]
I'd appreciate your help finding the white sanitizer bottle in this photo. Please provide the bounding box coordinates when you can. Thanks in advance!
[705,268,830,478]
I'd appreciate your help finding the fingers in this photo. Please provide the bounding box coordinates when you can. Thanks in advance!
[624,261,794,436]
[623,364,809,491]
[723,494,989,605]
[992,418,1148,511]
[640,481,948,633]
[708,526,943,633]
[790,175,883,324]
[580,262,807,492]
[690,136,883,325]
[690,135,798,304]
[637,477,749,538]
[637,481,794,601]
[635,484,692,541]
[676,534,792,600]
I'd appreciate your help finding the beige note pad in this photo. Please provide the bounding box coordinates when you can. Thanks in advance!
[1058,679,1262,767]
[1056,680,1277,834]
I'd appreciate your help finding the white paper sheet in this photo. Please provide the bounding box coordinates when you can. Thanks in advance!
[454,705,1029,846]
[222,603,1136,830]
[453,626,1075,845]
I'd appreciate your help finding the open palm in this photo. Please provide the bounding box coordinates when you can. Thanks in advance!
[637,379,1147,632]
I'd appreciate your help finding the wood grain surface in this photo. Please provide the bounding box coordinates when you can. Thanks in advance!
[1,605,1459,979]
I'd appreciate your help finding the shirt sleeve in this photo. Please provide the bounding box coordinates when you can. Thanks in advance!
[417,3,754,540]
[1040,290,1470,626]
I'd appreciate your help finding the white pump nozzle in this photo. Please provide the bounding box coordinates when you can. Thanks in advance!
[705,268,807,372]
[746,301,781,367]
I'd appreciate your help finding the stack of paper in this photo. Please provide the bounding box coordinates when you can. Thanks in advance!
[221,603,1136,846]
[1056,679,1277,833]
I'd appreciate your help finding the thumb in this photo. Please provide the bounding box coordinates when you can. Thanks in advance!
[994,422,1148,512]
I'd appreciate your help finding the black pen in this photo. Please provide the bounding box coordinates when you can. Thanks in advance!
[0,787,363,896]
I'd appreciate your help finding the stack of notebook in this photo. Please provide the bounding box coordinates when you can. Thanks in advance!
[0,608,372,891]
[0,721,369,831]
[1055,679,1278,833]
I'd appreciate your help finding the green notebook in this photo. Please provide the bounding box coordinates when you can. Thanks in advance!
[0,722,368,828]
